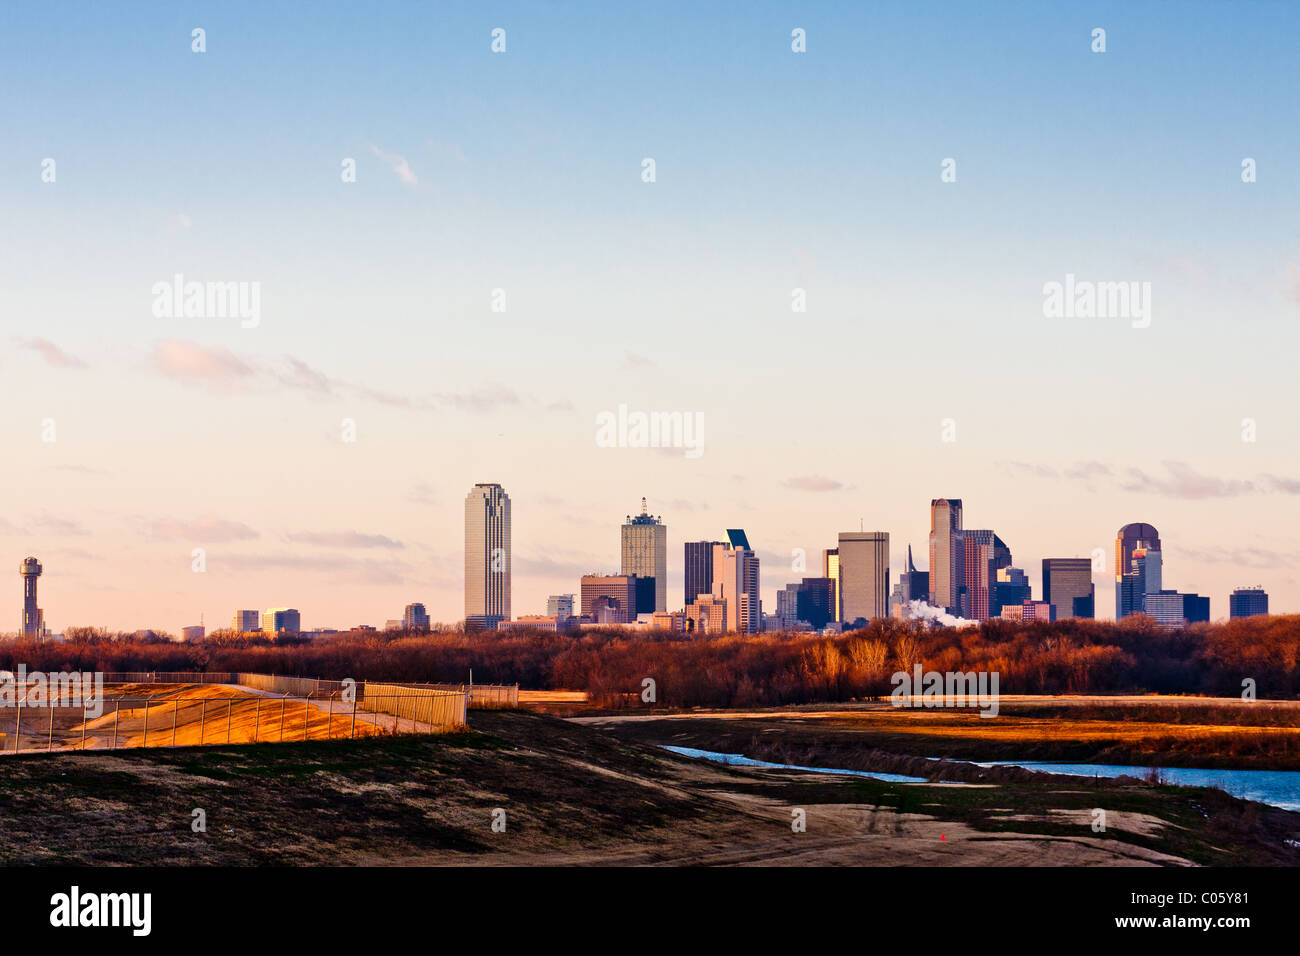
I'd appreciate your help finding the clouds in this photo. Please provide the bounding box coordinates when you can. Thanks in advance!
[19,338,87,369]
[152,340,256,392]
[149,517,260,543]
[148,339,542,413]
[286,531,404,549]
[783,475,844,492]
[369,144,418,185]
[1118,462,1257,499]
[0,514,91,538]
[999,459,1300,500]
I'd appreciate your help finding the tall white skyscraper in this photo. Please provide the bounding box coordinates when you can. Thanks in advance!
[621,498,667,612]
[465,482,511,624]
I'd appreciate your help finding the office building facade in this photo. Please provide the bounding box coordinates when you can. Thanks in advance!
[621,499,667,612]
[1042,558,1096,620]
[465,482,511,623]
[1229,587,1268,618]
[929,499,964,615]
[712,532,761,634]
[838,531,890,624]
[1115,522,1161,618]
[684,540,724,608]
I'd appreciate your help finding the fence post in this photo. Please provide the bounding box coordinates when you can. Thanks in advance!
[350,694,357,738]
[304,695,310,740]
[142,700,150,748]
[199,700,207,745]
[112,704,120,750]
[172,699,179,746]
[226,700,232,744]
[81,702,88,750]
[14,700,21,752]
[326,693,333,740]
[47,704,54,751]
[279,696,287,741]
[254,698,262,743]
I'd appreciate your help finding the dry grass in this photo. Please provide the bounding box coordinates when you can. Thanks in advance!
[0,683,396,753]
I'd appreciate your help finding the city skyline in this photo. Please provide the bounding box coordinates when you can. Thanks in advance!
[7,493,1280,635]
[3,4,1298,632]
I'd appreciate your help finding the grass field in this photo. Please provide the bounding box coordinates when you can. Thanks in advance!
[0,683,408,753]
[572,697,1300,770]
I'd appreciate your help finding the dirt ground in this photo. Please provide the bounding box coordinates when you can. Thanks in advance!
[0,710,1294,866]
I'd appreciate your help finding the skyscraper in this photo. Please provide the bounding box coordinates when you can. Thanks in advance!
[621,498,667,612]
[465,482,511,625]
[838,531,890,625]
[822,548,841,622]
[684,540,724,608]
[1115,523,1160,619]
[797,577,837,630]
[961,530,1009,621]
[1042,558,1096,620]
[19,557,45,640]
[712,533,760,634]
[889,545,930,616]
[1229,587,1269,618]
[995,567,1032,612]
[929,499,964,615]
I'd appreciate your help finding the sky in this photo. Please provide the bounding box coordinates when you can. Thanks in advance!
[2,1,1298,633]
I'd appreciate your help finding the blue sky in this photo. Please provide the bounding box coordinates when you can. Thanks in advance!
[2,1,1298,630]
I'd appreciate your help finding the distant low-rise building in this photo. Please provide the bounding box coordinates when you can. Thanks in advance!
[1001,600,1054,623]
[403,603,430,631]
[231,610,261,633]
[464,614,504,633]
[650,610,688,631]
[262,608,301,635]
[1229,587,1268,619]
[546,594,575,619]
[1143,591,1210,631]
[501,614,574,633]
[181,625,205,642]
[581,574,637,624]
[686,594,727,635]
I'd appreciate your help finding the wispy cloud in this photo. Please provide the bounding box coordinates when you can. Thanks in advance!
[1179,545,1300,569]
[783,475,844,492]
[286,531,404,549]
[31,514,89,537]
[1119,462,1257,499]
[1000,459,1298,500]
[370,144,419,185]
[149,517,260,543]
[152,340,257,392]
[151,340,542,413]
[20,338,87,369]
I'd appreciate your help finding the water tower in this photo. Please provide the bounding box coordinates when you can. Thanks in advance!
[19,557,45,640]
